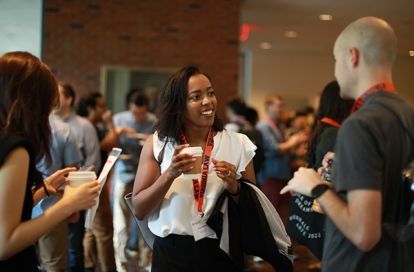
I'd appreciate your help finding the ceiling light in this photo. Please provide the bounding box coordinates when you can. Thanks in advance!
[319,14,333,21]
[409,50,414,57]
[260,42,272,50]
[285,31,298,38]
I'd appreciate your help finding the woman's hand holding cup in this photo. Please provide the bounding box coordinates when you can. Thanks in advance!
[167,144,197,179]
[180,146,203,175]
[61,180,100,213]
[44,166,77,195]
[61,171,100,215]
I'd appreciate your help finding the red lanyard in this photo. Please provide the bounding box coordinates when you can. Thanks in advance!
[179,128,214,217]
[320,117,340,128]
[351,82,396,113]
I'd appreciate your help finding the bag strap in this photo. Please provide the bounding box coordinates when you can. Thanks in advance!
[157,140,168,164]
[375,102,414,146]
[375,102,414,224]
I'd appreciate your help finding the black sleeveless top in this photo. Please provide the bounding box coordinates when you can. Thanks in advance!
[0,135,41,271]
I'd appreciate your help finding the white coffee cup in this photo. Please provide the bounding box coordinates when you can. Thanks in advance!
[180,146,203,174]
[67,171,97,187]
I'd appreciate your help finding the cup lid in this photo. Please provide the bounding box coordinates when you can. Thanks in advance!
[180,146,203,156]
[68,171,96,180]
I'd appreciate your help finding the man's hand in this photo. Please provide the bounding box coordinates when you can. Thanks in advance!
[280,167,323,196]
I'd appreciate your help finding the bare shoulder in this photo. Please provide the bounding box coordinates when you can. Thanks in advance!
[141,134,155,159]
[1,147,30,168]
[0,147,30,214]
[0,147,30,188]
[134,134,160,191]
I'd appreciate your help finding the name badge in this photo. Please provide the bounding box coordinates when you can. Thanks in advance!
[191,217,215,241]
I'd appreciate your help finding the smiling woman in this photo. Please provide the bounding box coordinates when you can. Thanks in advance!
[131,65,257,272]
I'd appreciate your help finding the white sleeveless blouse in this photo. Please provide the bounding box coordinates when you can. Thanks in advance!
[148,129,256,238]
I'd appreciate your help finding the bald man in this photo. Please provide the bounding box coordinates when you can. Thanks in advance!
[281,17,414,271]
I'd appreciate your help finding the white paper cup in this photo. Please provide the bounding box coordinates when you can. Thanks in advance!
[68,171,97,187]
[180,146,203,174]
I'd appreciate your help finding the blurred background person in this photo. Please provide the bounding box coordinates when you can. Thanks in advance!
[307,81,354,170]
[112,89,156,271]
[225,98,265,177]
[224,97,249,132]
[77,92,117,272]
[287,110,312,172]
[256,95,308,224]
[53,82,102,272]
[33,115,83,272]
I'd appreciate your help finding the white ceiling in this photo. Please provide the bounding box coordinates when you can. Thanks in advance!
[241,0,414,57]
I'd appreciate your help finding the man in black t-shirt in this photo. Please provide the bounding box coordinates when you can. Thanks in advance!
[280,17,414,271]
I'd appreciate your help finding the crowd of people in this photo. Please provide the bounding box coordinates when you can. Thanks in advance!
[0,16,413,272]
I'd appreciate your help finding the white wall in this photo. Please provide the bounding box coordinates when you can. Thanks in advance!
[394,57,414,105]
[246,51,414,118]
[0,0,43,58]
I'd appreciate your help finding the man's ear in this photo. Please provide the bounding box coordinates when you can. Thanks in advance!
[349,47,360,68]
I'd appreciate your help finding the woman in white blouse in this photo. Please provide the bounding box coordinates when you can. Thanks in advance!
[132,66,256,271]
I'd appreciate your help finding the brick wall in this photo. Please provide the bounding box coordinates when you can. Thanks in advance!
[43,0,240,118]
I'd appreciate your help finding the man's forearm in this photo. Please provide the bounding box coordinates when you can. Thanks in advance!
[317,189,382,251]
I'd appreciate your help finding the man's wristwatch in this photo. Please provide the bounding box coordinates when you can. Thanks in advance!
[311,184,330,199]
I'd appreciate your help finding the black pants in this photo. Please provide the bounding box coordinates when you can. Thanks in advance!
[152,234,240,272]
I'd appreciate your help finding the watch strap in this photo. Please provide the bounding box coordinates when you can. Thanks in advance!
[311,184,330,199]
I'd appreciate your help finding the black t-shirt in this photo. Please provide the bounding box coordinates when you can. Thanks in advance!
[0,135,40,271]
[322,91,414,272]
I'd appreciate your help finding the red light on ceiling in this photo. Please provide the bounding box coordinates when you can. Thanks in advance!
[240,23,250,42]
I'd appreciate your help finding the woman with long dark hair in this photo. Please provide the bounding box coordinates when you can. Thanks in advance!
[132,66,256,271]
[307,80,354,168]
[0,52,100,271]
